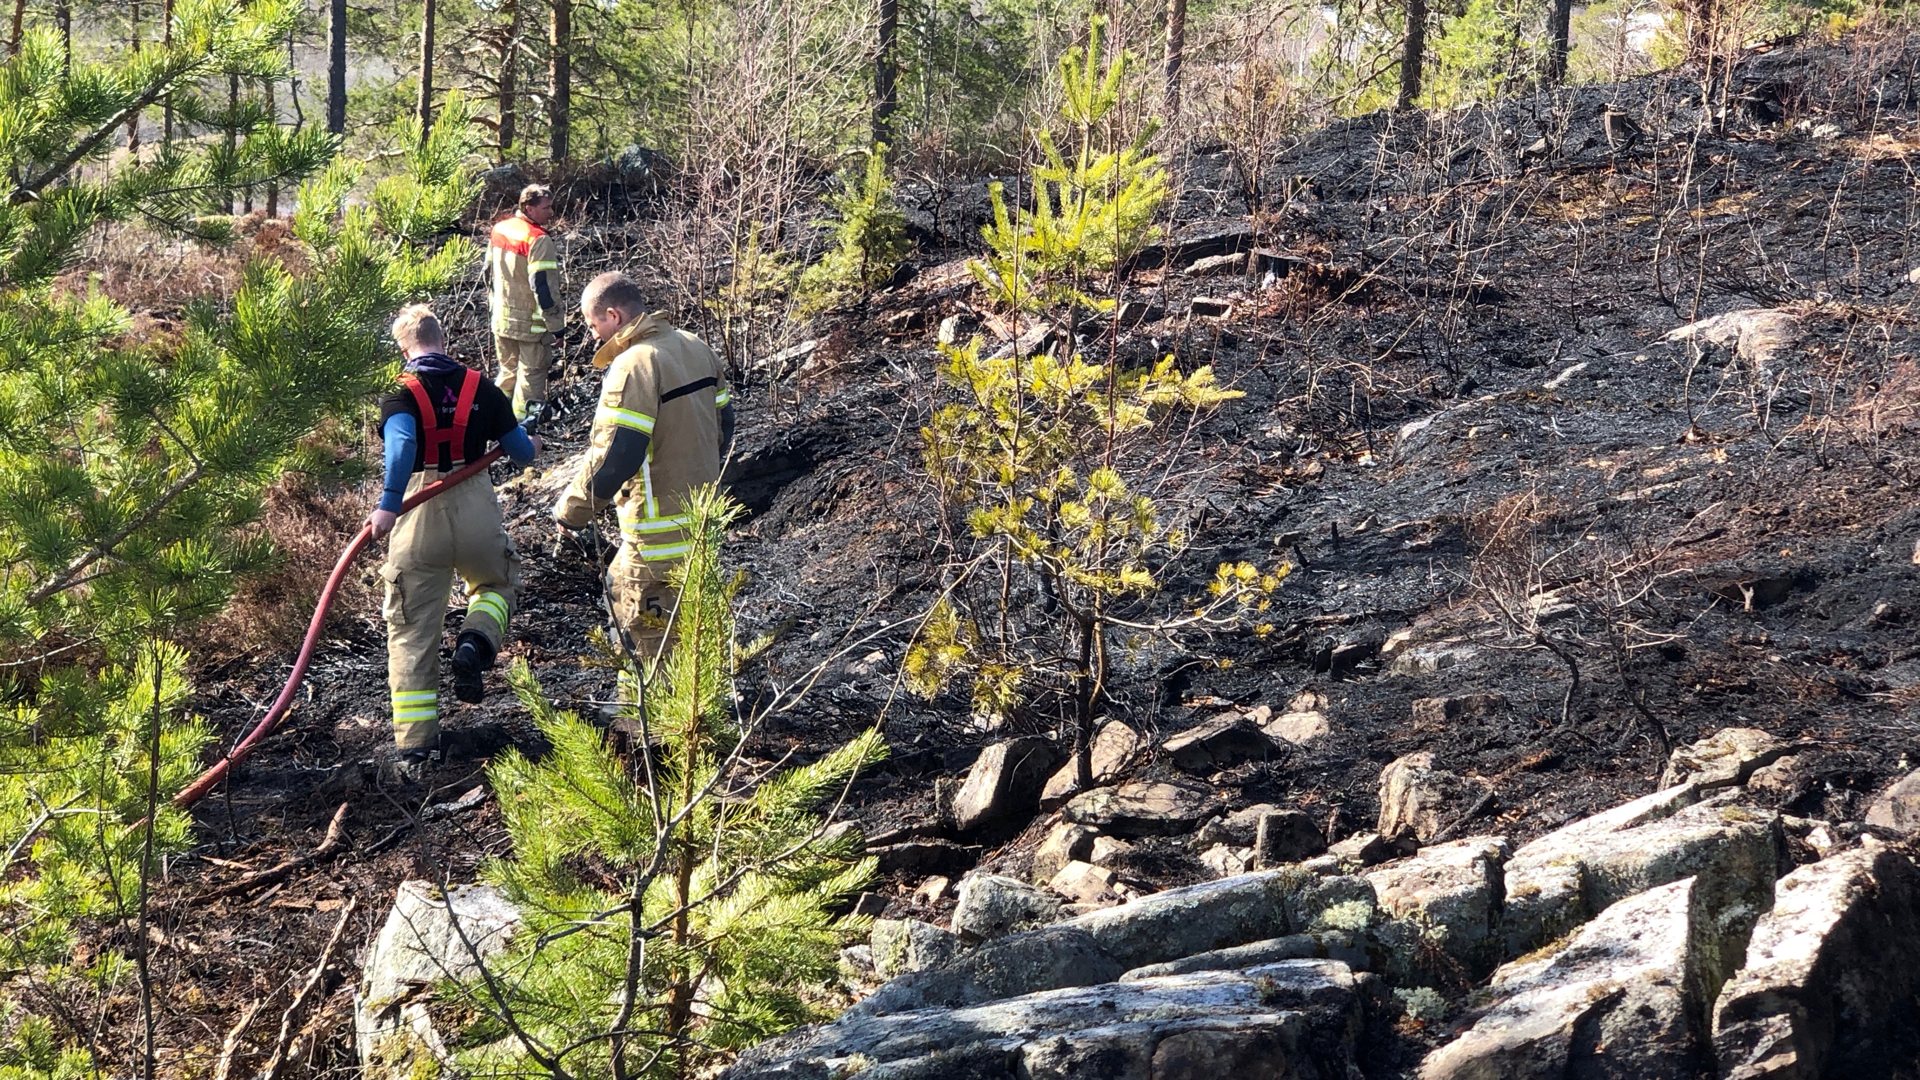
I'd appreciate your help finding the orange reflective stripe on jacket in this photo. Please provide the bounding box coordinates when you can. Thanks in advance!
[490,215,541,257]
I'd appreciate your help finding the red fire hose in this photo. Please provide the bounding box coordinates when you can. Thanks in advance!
[170,448,508,810]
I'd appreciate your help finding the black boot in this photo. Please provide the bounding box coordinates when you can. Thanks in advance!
[451,631,497,705]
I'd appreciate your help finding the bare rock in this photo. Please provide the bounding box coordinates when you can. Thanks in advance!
[1064,868,1376,971]
[1040,720,1143,804]
[1366,836,1510,974]
[1063,779,1219,838]
[1660,727,1801,790]
[356,881,522,1068]
[871,918,963,979]
[1865,768,1920,833]
[851,925,1126,1017]
[1712,843,1920,1080]
[1378,752,1471,842]
[1200,844,1255,877]
[1049,860,1120,906]
[1090,835,1132,866]
[1121,932,1371,980]
[952,873,1063,940]
[1260,708,1331,745]
[1327,831,1411,868]
[872,838,976,875]
[1165,712,1285,770]
[1186,252,1246,276]
[731,958,1368,1080]
[952,737,1061,833]
[1196,803,1283,848]
[1256,808,1328,866]
[1409,693,1507,728]
[1423,875,1762,1080]
[915,876,950,905]
[1501,786,1779,959]
[1029,821,1095,885]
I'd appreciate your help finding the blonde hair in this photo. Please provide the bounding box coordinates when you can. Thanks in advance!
[390,304,445,350]
[580,271,647,319]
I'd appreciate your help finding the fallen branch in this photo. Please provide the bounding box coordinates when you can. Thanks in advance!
[258,895,357,1080]
[198,803,350,902]
[212,999,265,1080]
[365,785,488,856]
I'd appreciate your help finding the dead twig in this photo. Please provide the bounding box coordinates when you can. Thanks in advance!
[198,802,350,902]
[257,895,357,1080]
[212,999,266,1080]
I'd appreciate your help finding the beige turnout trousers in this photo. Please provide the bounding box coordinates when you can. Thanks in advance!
[494,334,552,421]
[383,471,522,750]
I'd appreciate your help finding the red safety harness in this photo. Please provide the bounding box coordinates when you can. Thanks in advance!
[401,368,482,472]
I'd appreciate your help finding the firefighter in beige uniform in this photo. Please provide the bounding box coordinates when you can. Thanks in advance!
[367,306,540,763]
[487,184,565,421]
[553,272,734,662]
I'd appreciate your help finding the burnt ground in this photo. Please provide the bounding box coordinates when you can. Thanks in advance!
[91,30,1920,1075]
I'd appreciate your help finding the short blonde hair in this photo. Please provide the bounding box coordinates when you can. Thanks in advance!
[391,304,445,350]
[580,271,647,319]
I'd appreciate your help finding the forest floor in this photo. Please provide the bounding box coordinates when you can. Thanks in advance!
[74,30,1920,1076]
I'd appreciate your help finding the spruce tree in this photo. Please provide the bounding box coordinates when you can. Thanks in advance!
[451,486,884,1079]
[0,2,481,1062]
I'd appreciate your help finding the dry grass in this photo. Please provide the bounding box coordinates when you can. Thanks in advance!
[52,213,308,316]
[197,476,375,664]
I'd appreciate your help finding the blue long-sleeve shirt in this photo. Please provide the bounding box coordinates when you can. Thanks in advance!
[378,413,536,513]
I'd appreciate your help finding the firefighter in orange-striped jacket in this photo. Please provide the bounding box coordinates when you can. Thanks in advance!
[487,184,566,420]
[368,305,540,767]
[553,272,734,667]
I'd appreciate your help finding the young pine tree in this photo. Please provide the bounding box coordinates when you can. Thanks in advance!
[0,4,482,1063]
[911,17,1283,789]
[795,143,911,317]
[453,486,884,1079]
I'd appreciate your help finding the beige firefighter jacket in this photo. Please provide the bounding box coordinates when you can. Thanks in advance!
[488,212,565,342]
[555,314,732,561]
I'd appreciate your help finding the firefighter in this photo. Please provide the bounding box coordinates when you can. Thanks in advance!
[487,183,566,421]
[368,305,541,766]
[552,272,734,668]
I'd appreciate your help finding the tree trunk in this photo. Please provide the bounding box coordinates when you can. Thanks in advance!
[326,0,346,134]
[1545,0,1571,84]
[9,0,26,57]
[549,0,571,163]
[874,0,898,147]
[228,72,240,214]
[1397,0,1426,110]
[56,0,70,73]
[1163,0,1187,118]
[127,1,142,153]
[264,76,278,217]
[417,0,437,147]
[163,0,174,147]
[498,0,521,157]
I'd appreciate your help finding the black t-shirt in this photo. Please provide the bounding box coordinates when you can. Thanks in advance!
[379,364,518,472]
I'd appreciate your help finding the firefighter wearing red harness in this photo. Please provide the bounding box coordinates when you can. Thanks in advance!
[367,305,540,765]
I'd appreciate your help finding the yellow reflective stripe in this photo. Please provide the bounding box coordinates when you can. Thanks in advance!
[622,514,690,535]
[528,260,559,272]
[394,708,438,724]
[470,593,509,626]
[714,389,733,407]
[598,405,656,434]
[393,690,437,704]
[638,542,692,562]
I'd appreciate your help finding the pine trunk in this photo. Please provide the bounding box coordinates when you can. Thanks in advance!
[127,1,142,153]
[1397,0,1426,110]
[264,76,278,217]
[549,0,571,164]
[498,0,521,157]
[417,0,437,148]
[326,0,346,134]
[163,0,174,147]
[8,0,24,57]
[874,0,898,147]
[56,0,69,73]
[1164,0,1187,119]
[1546,0,1572,84]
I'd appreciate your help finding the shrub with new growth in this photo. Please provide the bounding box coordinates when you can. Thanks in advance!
[796,144,911,316]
